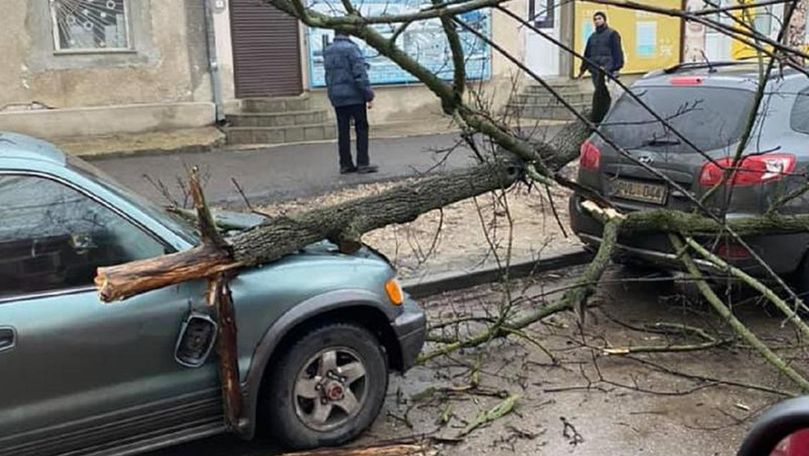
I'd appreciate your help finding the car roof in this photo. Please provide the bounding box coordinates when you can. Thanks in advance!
[0,132,66,166]
[636,62,807,90]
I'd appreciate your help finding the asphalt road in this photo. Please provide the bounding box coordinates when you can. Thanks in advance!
[91,134,473,208]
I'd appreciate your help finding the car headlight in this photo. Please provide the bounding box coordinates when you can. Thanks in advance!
[385,278,404,306]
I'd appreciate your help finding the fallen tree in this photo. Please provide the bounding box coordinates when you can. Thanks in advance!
[92,0,809,439]
[98,159,528,301]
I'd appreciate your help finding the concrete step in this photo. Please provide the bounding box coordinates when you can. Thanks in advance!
[505,103,589,120]
[227,110,327,128]
[513,92,591,106]
[225,123,337,145]
[241,96,312,113]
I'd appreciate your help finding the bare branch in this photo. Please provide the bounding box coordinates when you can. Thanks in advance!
[671,234,809,392]
[693,0,795,16]
[264,0,502,25]
[432,0,466,98]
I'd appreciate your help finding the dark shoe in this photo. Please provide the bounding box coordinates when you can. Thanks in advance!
[357,164,378,174]
[340,166,357,174]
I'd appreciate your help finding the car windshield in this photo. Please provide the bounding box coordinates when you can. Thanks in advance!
[67,156,200,245]
[601,86,757,153]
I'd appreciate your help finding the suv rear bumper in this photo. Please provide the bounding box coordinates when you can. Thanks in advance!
[391,296,426,371]
[569,194,808,276]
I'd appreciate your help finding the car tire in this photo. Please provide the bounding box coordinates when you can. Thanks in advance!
[612,254,666,277]
[789,252,809,306]
[260,322,388,450]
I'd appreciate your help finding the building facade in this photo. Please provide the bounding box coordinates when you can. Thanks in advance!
[215,0,533,127]
[6,0,803,141]
[683,0,808,63]
[0,1,216,140]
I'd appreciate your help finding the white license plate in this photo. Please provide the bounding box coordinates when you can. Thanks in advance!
[611,179,667,205]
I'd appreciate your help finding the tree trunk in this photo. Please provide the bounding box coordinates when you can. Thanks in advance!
[96,160,522,301]
[208,273,245,432]
[788,0,809,65]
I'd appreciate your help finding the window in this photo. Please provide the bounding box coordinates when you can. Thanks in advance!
[791,87,809,134]
[602,86,756,152]
[0,175,165,299]
[49,0,131,52]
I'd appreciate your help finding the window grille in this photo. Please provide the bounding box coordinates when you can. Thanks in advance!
[50,0,131,52]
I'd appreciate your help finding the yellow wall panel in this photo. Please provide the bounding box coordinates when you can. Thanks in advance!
[574,0,683,75]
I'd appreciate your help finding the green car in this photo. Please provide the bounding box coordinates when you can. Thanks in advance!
[0,133,426,455]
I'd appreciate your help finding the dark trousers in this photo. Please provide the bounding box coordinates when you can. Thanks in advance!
[590,68,607,91]
[590,69,612,123]
[335,104,369,169]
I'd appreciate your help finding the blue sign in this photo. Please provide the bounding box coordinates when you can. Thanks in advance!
[307,2,491,87]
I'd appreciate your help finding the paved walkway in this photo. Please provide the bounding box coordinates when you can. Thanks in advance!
[91,126,564,207]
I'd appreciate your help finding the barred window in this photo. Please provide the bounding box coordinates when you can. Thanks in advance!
[49,0,131,52]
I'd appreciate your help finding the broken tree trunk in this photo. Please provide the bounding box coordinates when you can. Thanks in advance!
[191,167,245,433]
[96,160,522,301]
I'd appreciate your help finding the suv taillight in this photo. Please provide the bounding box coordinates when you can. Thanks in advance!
[699,154,796,187]
[580,139,601,171]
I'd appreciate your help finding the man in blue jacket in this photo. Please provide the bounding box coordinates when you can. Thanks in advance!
[577,12,624,92]
[324,32,378,174]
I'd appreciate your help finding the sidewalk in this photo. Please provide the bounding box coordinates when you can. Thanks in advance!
[90,124,566,207]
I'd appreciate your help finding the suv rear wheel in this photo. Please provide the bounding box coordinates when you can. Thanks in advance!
[260,322,388,450]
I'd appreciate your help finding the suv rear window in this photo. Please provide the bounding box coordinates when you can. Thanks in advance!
[602,86,756,153]
[790,87,809,134]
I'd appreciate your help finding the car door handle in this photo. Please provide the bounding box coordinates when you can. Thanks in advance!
[0,327,16,353]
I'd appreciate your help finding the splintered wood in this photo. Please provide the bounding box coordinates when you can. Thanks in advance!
[279,442,437,456]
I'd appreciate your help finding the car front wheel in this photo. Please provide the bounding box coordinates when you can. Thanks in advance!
[261,322,388,450]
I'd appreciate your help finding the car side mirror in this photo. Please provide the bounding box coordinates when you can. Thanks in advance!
[174,311,218,368]
[738,396,809,456]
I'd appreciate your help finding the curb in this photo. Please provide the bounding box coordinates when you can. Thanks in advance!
[66,120,573,161]
[401,247,594,299]
[79,141,225,161]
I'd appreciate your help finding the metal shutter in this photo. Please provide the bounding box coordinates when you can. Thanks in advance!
[230,0,303,98]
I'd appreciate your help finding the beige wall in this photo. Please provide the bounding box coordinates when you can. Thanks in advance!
[218,1,530,125]
[0,1,214,138]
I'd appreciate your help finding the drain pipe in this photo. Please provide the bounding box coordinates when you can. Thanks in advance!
[203,0,226,123]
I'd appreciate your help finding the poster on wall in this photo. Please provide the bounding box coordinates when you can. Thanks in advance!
[307,1,492,87]
[635,21,658,58]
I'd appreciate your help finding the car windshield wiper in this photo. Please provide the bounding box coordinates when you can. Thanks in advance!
[642,138,682,147]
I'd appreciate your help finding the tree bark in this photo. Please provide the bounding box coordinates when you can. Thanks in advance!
[95,242,237,302]
[788,0,808,65]
[96,160,522,302]
[620,209,809,236]
[208,274,245,433]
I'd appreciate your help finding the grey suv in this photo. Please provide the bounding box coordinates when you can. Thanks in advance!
[570,63,809,289]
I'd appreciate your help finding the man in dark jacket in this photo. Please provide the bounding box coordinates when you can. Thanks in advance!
[577,12,624,92]
[324,32,378,174]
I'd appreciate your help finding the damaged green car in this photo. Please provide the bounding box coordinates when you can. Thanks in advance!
[0,133,426,455]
